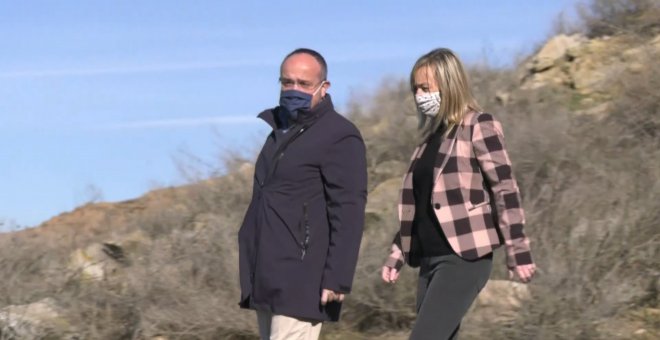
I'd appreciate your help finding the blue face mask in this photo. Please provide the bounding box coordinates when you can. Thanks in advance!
[279,89,312,121]
[278,82,325,127]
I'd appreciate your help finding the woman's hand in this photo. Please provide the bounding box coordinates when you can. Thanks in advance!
[382,244,403,284]
[382,265,400,284]
[509,263,536,283]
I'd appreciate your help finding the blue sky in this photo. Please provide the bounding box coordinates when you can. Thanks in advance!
[0,0,579,229]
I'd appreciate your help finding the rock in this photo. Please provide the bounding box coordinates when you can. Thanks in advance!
[69,229,152,281]
[629,62,645,73]
[475,280,531,308]
[528,34,585,72]
[520,33,660,102]
[521,34,592,91]
[576,102,611,116]
[113,229,151,255]
[69,242,127,282]
[634,328,647,336]
[465,280,531,325]
[495,91,511,105]
[0,298,77,339]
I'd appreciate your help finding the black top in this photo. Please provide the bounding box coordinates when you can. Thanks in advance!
[410,125,454,257]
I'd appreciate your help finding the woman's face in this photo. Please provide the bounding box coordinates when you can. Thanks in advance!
[413,66,440,95]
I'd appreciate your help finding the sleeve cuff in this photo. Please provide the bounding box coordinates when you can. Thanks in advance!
[384,254,404,271]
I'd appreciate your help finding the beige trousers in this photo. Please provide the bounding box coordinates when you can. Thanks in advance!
[256,310,323,340]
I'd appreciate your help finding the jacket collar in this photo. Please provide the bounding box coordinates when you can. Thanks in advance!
[258,94,335,130]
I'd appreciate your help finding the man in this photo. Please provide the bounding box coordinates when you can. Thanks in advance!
[238,48,368,340]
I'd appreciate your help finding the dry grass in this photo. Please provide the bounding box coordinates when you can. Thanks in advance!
[577,0,660,37]
[1,0,659,338]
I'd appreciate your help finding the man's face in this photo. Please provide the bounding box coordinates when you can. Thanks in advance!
[279,53,329,109]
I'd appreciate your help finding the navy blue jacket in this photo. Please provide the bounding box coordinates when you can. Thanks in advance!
[238,94,367,322]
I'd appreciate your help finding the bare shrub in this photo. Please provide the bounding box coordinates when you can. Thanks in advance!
[0,151,258,339]
[348,79,418,170]
[2,2,659,338]
[335,31,659,338]
[578,0,660,37]
[125,154,257,339]
[127,217,255,339]
[0,233,77,306]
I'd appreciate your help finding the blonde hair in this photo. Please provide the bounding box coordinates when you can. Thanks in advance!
[410,48,482,140]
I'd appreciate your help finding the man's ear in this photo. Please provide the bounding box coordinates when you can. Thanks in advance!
[321,80,331,97]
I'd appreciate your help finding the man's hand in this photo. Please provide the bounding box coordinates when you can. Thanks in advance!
[321,289,345,305]
[509,263,536,283]
[381,266,400,284]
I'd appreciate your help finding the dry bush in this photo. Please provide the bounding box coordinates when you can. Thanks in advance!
[2,2,659,338]
[0,233,79,306]
[461,43,659,340]
[330,35,658,339]
[2,69,656,340]
[578,0,660,37]
[122,156,257,339]
[0,152,258,339]
[347,79,418,170]
[123,155,256,339]
[127,221,255,339]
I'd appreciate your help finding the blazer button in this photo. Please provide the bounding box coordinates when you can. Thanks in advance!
[434,203,441,210]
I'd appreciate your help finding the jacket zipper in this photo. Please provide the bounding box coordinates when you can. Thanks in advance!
[250,125,308,293]
[262,124,308,186]
[300,202,310,260]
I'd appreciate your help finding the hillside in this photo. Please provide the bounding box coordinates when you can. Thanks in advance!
[2,2,659,339]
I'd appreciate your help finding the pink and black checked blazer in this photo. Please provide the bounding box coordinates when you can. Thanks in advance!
[386,111,533,270]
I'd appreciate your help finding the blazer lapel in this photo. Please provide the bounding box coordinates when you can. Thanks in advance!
[433,124,460,183]
[398,144,424,231]
[400,143,426,189]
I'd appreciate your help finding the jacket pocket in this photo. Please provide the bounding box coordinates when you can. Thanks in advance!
[467,200,490,211]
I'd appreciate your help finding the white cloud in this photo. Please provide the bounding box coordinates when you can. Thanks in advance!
[0,50,414,79]
[98,115,260,130]
[0,60,278,78]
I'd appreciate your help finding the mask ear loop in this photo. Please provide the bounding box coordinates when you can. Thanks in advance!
[312,81,326,96]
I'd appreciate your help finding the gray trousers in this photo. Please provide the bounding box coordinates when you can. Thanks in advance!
[410,253,492,340]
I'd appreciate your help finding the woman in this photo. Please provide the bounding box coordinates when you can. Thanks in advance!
[381,48,535,339]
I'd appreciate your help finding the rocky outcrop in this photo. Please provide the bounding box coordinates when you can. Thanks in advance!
[69,242,128,282]
[520,33,660,114]
[526,34,587,75]
[67,229,152,287]
[0,298,77,339]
